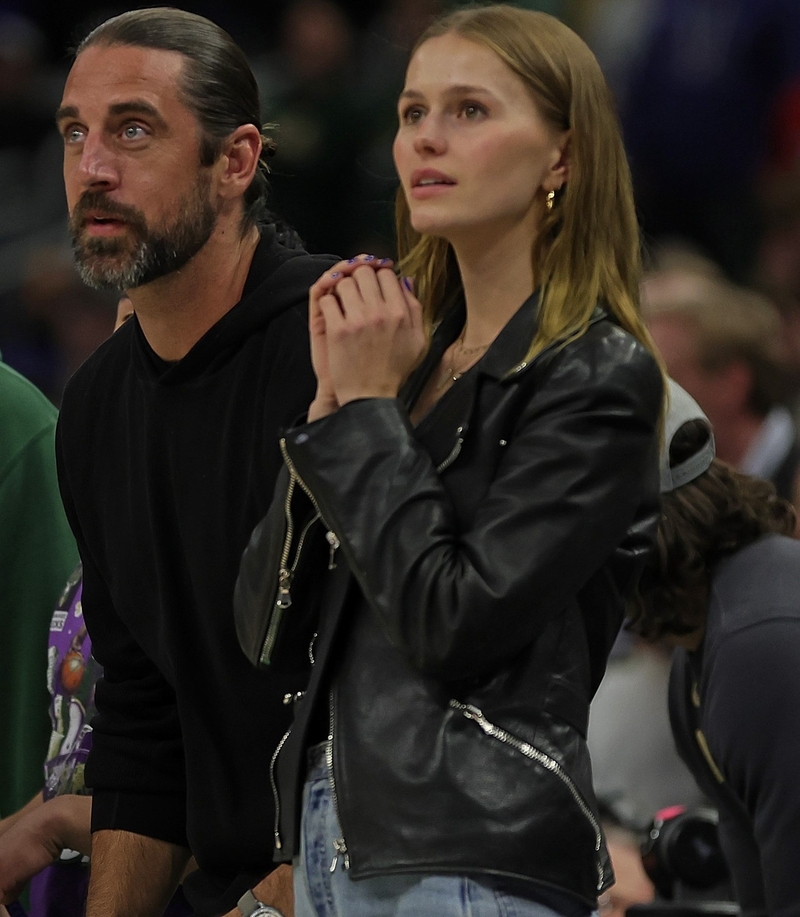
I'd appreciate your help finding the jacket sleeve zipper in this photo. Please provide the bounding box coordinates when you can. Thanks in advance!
[449,699,605,892]
[260,439,334,665]
[260,506,321,665]
[279,437,339,568]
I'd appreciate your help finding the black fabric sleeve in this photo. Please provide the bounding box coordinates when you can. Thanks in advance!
[282,330,661,681]
[56,418,189,848]
[704,619,800,917]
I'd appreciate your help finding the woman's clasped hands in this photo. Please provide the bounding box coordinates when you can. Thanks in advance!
[307,254,426,422]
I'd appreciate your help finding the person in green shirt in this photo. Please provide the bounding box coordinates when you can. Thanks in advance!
[0,357,78,821]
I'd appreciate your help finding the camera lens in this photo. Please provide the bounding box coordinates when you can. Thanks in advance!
[641,807,729,898]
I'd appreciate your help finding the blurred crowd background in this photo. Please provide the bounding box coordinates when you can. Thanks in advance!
[3,0,800,909]
[2,0,799,409]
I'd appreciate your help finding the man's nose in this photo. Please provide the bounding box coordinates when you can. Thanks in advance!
[76,136,120,189]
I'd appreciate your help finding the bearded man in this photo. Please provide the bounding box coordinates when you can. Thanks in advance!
[53,9,336,917]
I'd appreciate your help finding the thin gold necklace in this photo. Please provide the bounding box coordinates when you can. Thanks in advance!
[436,329,491,390]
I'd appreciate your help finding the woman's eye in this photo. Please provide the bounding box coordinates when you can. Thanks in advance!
[460,101,485,119]
[402,106,424,124]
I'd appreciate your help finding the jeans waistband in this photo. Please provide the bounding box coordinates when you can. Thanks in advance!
[307,740,328,781]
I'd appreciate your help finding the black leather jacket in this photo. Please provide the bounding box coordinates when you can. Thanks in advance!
[235,292,663,907]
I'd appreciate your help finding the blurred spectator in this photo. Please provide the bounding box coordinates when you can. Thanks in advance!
[0,246,116,405]
[643,262,800,514]
[0,12,69,292]
[589,0,800,282]
[756,169,800,378]
[758,171,800,304]
[0,12,57,228]
[253,0,365,255]
[0,357,78,826]
[589,641,707,832]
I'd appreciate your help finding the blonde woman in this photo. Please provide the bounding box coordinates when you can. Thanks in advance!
[236,6,664,916]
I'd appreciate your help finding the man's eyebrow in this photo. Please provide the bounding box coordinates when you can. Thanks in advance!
[55,100,167,128]
[108,100,165,125]
[55,104,78,124]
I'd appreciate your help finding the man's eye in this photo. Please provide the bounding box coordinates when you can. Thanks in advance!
[64,127,85,144]
[122,124,146,140]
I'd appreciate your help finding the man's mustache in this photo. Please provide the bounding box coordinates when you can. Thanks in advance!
[71,191,148,230]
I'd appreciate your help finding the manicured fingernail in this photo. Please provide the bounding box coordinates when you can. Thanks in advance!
[331,272,340,278]
[347,258,356,264]
[402,277,414,292]
[379,258,391,264]
[364,254,375,261]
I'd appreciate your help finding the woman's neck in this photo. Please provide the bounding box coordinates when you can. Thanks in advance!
[450,224,538,347]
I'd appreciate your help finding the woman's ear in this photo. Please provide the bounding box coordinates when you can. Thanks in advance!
[548,130,571,190]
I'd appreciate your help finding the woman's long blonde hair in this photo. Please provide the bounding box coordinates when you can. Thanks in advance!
[396,4,662,368]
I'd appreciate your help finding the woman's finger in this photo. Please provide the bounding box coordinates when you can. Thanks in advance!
[310,255,393,297]
[400,277,424,333]
[348,264,387,311]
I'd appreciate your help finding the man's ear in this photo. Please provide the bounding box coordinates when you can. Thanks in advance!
[216,124,262,201]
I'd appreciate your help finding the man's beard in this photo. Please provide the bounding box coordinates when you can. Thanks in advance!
[70,175,217,291]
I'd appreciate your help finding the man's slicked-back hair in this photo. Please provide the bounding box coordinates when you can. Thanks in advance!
[77,7,275,230]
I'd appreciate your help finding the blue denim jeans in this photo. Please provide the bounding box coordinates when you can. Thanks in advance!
[293,743,594,917]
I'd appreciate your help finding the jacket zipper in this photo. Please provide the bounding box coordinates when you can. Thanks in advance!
[436,425,466,473]
[271,636,318,852]
[280,438,339,567]
[327,688,350,872]
[260,440,336,665]
[260,496,320,665]
[449,700,605,892]
[270,725,292,851]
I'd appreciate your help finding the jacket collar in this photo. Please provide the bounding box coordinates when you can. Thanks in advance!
[402,290,539,409]
[401,291,611,469]
[405,289,609,400]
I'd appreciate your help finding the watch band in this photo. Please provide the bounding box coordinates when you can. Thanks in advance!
[237,888,285,917]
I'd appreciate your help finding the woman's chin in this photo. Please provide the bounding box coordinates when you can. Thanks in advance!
[409,216,455,241]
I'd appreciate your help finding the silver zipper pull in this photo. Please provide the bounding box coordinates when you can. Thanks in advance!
[276,569,293,608]
[329,837,349,872]
[326,531,340,569]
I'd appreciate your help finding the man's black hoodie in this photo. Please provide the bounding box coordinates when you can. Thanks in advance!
[56,226,336,915]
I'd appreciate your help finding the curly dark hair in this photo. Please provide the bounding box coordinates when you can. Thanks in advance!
[627,419,796,640]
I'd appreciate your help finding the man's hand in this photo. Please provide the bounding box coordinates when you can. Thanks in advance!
[222,865,294,917]
[0,795,91,904]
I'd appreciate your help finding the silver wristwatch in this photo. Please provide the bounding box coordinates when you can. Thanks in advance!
[237,888,285,917]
